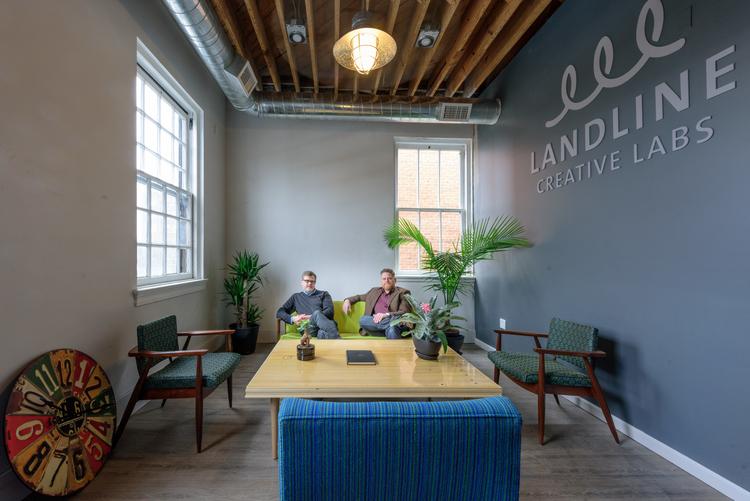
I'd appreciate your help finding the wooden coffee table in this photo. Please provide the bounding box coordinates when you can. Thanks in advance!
[245,339,503,458]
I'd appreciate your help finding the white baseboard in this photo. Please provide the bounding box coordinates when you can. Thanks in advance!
[563,395,749,501]
[474,337,494,352]
[472,342,749,501]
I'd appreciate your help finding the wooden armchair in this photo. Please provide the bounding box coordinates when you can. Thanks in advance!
[113,315,241,453]
[488,317,619,445]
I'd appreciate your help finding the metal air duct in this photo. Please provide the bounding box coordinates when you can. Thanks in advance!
[161,0,501,124]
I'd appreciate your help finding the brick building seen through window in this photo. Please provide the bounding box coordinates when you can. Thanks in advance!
[395,139,471,273]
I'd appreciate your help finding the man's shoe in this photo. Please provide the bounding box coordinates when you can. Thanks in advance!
[360,331,369,336]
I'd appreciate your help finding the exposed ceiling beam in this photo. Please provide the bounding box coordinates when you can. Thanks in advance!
[243,0,282,91]
[443,0,522,97]
[212,0,262,90]
[303,0,320,92]
[463,0,555,97]
[334,0,341,94]
[407,0,460,96]
[371,0,402,94]
[389,0,432,95]
[273,0,301,91]
[424,0,493,97]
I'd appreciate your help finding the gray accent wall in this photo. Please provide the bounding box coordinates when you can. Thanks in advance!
[475,0,749,490]
[0,1,227,497]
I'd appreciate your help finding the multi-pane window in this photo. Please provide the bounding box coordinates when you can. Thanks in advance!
[136,66,193,285]
[395,138,471,273]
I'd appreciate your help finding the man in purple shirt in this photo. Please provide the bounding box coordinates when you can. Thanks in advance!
[342,269,412,339]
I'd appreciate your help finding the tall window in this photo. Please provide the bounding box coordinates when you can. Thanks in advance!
[136,46,201,288]
[395,138,472,273]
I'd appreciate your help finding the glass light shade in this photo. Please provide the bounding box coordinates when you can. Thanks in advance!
[351,32,378,74]
[333,28,397,74]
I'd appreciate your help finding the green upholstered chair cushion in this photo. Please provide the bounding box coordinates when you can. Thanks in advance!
[333,301,366,333]
[136,315,179,373]
[144,352,241,390]
[488,351,592,388]
[546,317,598,369]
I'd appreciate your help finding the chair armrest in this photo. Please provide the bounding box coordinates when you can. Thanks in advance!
[128,346,209,358]
[178,330,234,351]
[493,329,548,338]
[493,329,548,351]
[533,348,606,358]
[178,330,234,336]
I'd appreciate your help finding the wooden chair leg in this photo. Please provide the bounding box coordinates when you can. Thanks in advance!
[585,360,620,445]
[538,354,546,445]
[538,388,546,445]
[494,366,499,384]
[196,356,203,453]
[553,394,560,405]
[113,390,140,449]
[227,375,233,408]
[113,360,152,449]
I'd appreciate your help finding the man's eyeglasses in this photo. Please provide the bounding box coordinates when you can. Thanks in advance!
[303,279,316,284]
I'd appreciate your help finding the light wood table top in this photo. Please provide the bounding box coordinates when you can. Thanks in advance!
[245,339,503,399]
[246,339,503,459]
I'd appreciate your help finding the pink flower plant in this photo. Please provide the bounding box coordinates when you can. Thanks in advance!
[420,303,431,314]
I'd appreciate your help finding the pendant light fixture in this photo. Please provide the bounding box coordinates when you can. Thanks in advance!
[333,1,397,75]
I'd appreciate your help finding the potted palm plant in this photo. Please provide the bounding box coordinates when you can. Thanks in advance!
[222,251,268,355]
[393,294,465,359]
[384,216,530,353]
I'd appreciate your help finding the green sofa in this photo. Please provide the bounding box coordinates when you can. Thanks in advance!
[276,301,390,341]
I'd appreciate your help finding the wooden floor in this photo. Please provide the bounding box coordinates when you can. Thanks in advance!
[26,343,727,500]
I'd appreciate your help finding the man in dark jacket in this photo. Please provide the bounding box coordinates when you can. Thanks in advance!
[276,270,341,339]
[342,268,411,339]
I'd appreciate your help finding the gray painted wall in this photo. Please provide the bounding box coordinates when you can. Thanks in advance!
[0,1,227,497]
[475,0,749,490]
[225,111,475,342]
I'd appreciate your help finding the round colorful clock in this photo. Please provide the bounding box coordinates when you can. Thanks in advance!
[4,349,116,496]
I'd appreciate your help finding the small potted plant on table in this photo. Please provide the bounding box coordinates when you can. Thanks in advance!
[394,294,465,360]
[296,319,315,361]
[222,251,268,355]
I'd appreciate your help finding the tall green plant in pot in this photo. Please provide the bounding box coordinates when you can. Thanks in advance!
[384,216,530,352]
[222,251,269,355]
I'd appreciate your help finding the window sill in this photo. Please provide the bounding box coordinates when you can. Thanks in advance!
[396,275,476,283]
[134,279,207,306]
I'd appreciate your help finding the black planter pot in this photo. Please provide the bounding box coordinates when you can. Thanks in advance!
[445,330,465,355]
[413,337,442,360]
[229,323,259,355]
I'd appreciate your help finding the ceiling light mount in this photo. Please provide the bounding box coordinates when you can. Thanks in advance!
[285,18,308,44]
[415,21,441,48]
[333,4,397,75]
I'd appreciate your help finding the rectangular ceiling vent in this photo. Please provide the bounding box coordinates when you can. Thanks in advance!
[224,56,257,97]
[437,102,472,122]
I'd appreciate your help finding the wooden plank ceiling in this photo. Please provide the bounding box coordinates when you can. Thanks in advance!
[210,0,563,97]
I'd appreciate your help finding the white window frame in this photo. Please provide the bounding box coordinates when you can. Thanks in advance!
[393,137,473,277]
[134,39,205,306]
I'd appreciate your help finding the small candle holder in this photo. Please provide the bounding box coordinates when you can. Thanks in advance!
[297,344,315,361]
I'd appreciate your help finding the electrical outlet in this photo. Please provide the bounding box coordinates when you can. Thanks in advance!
[499,318,506,329]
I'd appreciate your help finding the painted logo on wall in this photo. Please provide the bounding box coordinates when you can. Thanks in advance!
[529,0,738,194]
[546,0,685,128]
